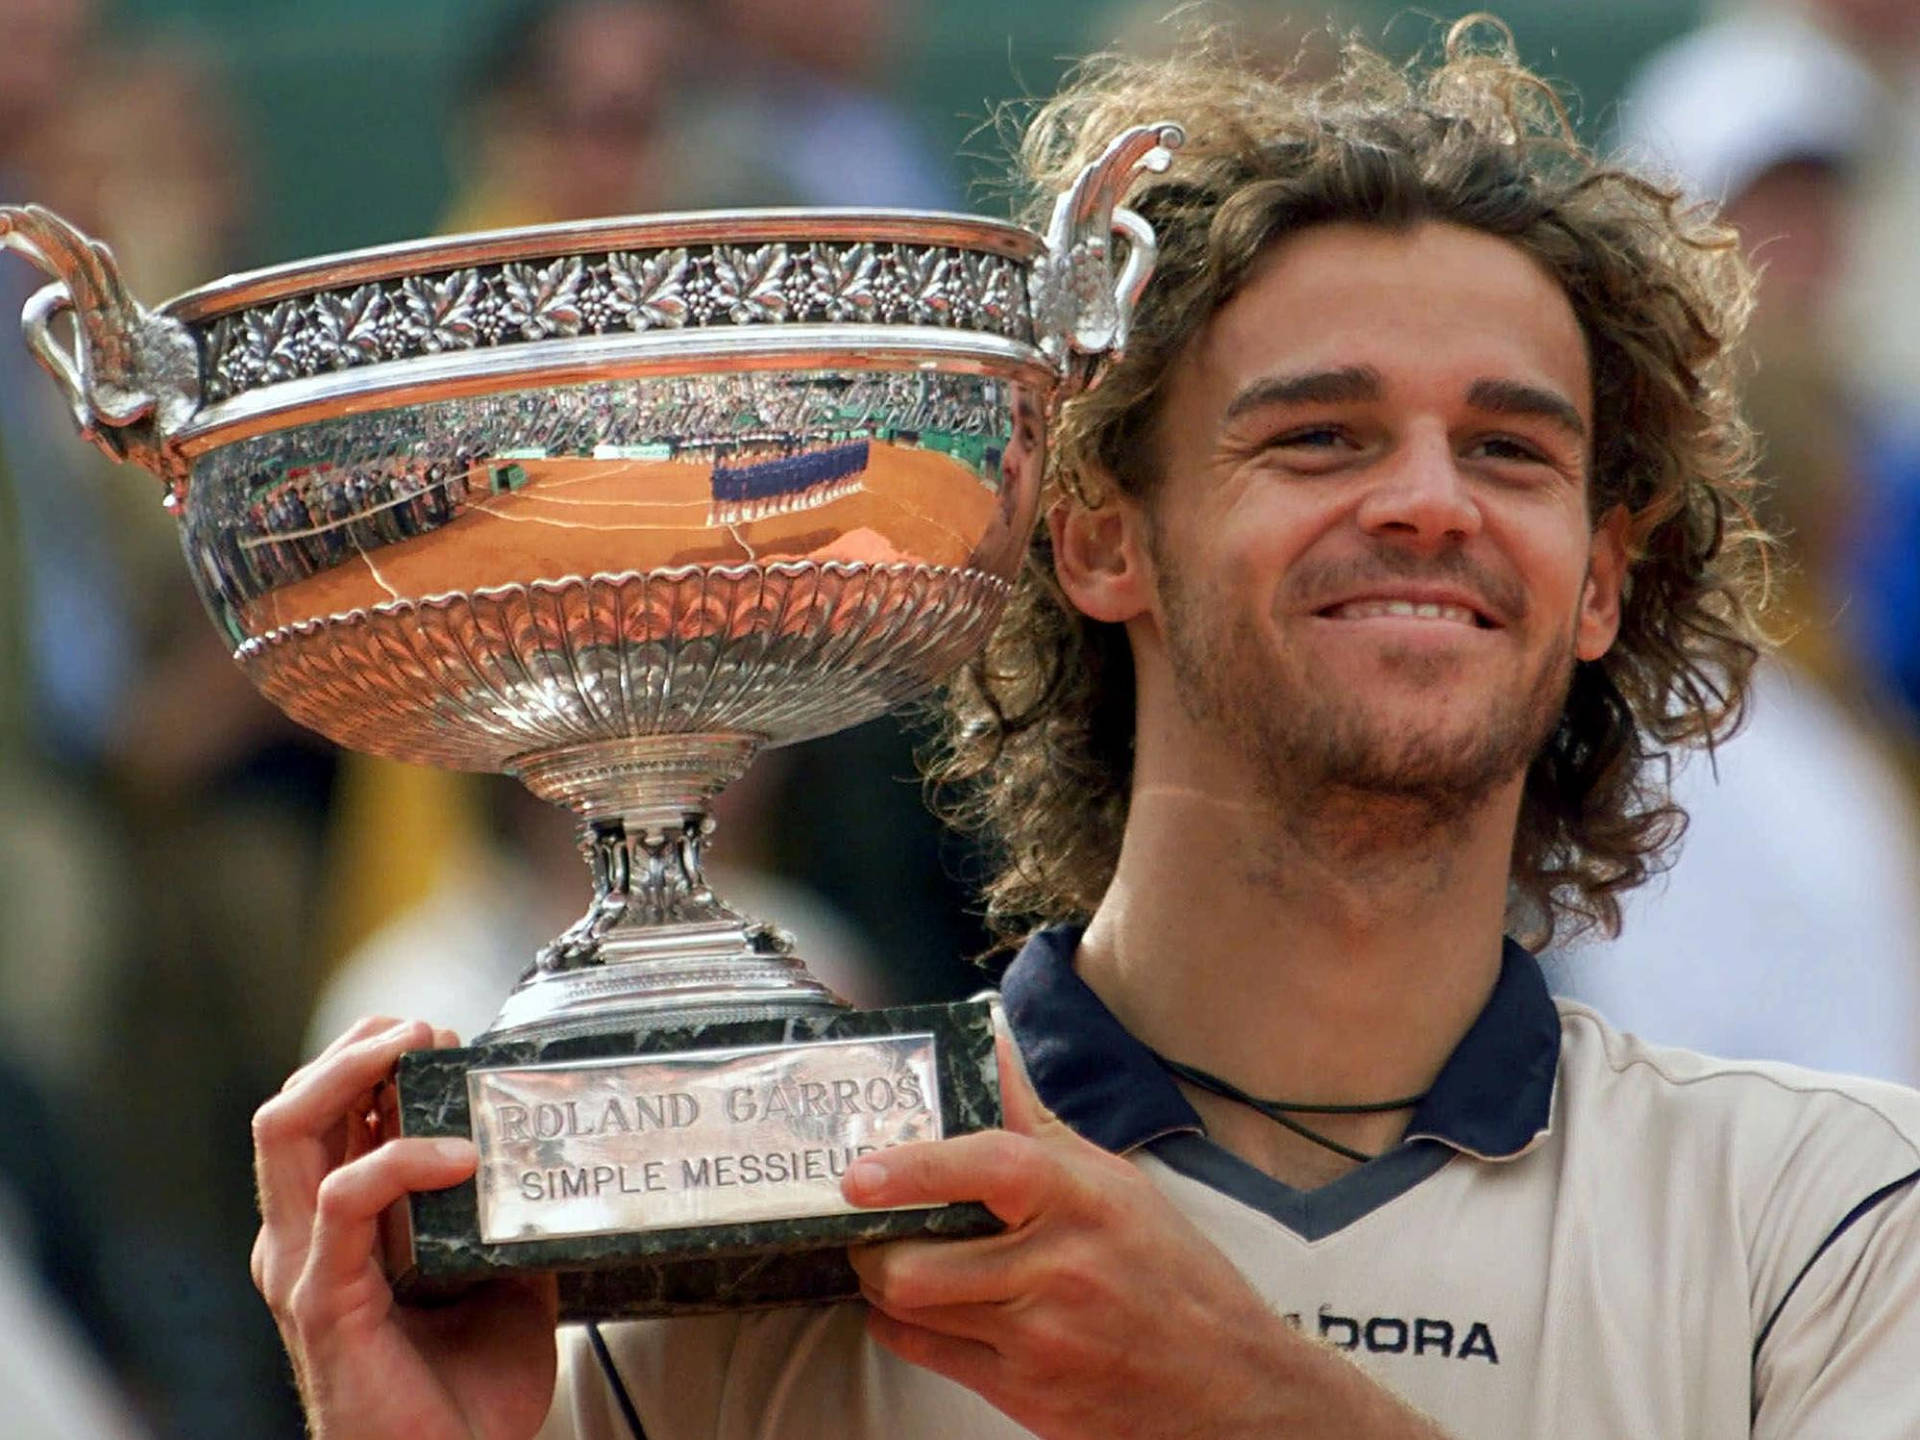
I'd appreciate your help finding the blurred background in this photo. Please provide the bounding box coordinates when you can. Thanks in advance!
[0,0,1917,1434]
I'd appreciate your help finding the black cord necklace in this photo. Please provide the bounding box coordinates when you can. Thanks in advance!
[1156,1056,1428,1165]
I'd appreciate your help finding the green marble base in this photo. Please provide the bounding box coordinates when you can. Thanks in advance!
[384,997,1002,1320]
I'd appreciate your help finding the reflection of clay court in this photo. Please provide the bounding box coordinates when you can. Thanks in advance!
[239,441,1003,633]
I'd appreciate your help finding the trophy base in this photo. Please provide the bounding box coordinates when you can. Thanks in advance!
[382,997,1002,1320]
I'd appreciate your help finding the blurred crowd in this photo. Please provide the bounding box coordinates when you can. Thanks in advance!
[1544,0,1920,1082]
[0,0,1918,1435]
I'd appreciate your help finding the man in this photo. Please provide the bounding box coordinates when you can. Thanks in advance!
[251,25,1920,1439]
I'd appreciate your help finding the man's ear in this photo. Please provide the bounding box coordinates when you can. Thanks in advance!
[1576,505,1630,662]
[1049,490,1153,624]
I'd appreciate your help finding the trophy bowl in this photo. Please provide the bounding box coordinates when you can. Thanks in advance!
[1,123,1180,1316]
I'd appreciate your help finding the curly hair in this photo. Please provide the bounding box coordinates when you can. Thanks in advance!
[931,19,1768,950]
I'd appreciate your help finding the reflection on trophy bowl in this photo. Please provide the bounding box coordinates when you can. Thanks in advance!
[1,123,1181,1315]
[206,372,1036,773]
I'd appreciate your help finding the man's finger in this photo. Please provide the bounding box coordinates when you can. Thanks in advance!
[304,1136,477,1292]
[282,1014,408,1092]
[849,1228,1033,1312]
[990,1006,1055,1138]
[993,1030,1049,1138]
[253,1020,435,1234]
[264,1020,430,1137]
[843,1129,1052,1225]
[860,1287,1019,1349]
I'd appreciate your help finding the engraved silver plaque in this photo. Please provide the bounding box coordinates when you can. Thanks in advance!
[468,1033,943,1242]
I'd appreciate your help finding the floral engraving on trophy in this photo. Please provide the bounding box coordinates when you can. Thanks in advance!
[802,243,879,323]
[706,242,792,324]
[313,283,390,365]
[500,257,587,340]
[600,247,689,330]
[398,268,486,353]
[966,250,1023,329]
[197,242,1037,403]
[231,299,305,388]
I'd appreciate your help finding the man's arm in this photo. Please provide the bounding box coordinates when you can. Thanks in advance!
[845,1034,1451,1440]
[250,1016,560,1440]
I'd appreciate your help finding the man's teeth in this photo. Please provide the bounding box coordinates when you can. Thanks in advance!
[1330,599,1479,625]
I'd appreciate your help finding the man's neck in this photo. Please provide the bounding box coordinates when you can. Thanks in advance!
[1073,777,1519,1188]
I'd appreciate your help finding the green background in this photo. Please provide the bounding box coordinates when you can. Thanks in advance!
[112,0,1704,268]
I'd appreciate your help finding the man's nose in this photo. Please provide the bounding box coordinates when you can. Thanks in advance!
[1353,429,1482,549]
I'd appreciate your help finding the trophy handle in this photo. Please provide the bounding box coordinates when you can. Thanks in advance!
[0,204,198,504]
[1035,120,1185,395]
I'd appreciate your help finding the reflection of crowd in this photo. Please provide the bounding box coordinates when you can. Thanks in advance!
[220,455,476,604]
[202,360,1012,613]
[6,0,1920,1434]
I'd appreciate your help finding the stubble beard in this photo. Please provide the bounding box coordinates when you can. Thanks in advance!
[1159,561,1573,845]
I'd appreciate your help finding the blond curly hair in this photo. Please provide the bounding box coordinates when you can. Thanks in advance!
[931,20,1768,950]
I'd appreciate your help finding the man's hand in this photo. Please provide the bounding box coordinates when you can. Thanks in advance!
[251,1017,559,1440]
[843,1031,1448,1440]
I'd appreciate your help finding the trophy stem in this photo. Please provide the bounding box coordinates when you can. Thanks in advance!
[480,735,846,1041]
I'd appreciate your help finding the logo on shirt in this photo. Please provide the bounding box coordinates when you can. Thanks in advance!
[1285,1308,1500,1364]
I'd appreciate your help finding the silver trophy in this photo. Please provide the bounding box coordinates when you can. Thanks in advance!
[0,123,1180,1317]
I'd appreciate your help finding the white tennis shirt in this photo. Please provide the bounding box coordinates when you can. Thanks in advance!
[540,929,1920,1438]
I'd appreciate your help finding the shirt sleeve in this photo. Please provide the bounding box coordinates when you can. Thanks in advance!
[1752,1167,1920,1439]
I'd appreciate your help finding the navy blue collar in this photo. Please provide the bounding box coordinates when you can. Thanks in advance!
[1000,925,1559,1162]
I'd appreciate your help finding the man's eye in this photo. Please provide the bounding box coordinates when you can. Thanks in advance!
[1270,426,1347,449]
[1473,435,1548,463]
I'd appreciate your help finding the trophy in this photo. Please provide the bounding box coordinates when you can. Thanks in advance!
[0,123,1180,1318]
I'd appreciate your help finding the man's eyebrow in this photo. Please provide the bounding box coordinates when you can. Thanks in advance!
[1466,378,1587,441]
[1222,365,1382,423]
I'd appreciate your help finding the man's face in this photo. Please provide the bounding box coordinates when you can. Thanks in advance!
[1132,220,1623,817]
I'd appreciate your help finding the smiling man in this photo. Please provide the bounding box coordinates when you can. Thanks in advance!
[252,24,1920,1440]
